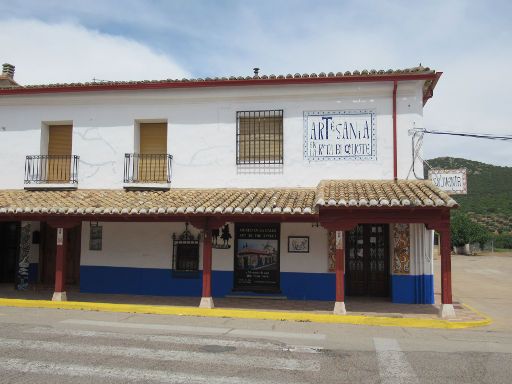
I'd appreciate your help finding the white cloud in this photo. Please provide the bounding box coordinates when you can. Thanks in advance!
[423,40,512,166]
[0,19,190,84]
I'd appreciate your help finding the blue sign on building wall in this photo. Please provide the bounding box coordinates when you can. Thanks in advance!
[303,110,376,161]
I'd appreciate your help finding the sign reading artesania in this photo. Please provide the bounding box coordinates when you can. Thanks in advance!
[303,110,376,161]
[428,168,467,194]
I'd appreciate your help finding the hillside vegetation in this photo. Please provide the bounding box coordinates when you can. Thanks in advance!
[425,157,512,234]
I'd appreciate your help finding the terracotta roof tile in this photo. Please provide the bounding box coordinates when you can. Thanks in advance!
[0,179,457,218]
[0,188,317,216]
[315,180,457,208]
[0,66,435,91]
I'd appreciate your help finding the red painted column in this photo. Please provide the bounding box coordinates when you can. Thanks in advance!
[392,80,398,180]
[333,230,346,314]
[335,233,345,302]
[202,231,212,298]
[440,228,453,304]
[53,227,67,301]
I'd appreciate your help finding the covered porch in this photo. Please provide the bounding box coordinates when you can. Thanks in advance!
[0,179,458,318]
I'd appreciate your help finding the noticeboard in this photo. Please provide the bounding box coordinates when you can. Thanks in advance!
[233,223,280,293]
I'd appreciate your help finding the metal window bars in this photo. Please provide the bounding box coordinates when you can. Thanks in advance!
[236,110,283,165]
[124,153,173,183]
[24,155,79,184]
[172,223,201,272]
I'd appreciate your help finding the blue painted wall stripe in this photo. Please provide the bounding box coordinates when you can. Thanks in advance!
[28,263,38,283]
[80,266,432,303]
[391,274,434,304]
[80,266,336,301]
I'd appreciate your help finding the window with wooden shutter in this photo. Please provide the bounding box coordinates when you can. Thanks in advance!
[47,125,72,182]
[139,122,168,182]
[236,110,283,164]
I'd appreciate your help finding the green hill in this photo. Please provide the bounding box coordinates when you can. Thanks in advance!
[425,157,512,233]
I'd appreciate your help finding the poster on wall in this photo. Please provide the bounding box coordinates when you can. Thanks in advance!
[303,110,376,161]
[234,223,280,292]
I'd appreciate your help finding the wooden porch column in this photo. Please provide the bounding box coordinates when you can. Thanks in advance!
[191,218,224,309]
[199,229,214,308]
[52,227,67,301]
[439,226,455,318]
[334,230,346,315]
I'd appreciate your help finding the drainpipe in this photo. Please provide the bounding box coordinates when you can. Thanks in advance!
[392,80,398,181]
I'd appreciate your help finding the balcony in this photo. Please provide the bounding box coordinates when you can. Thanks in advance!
[124,153,173,186]
[24,155,79,187]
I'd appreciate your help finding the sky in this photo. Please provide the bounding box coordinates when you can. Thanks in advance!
[0,0,510,166]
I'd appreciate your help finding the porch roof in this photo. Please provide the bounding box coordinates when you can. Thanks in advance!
[316,180,457,208]
[0,180,457,218]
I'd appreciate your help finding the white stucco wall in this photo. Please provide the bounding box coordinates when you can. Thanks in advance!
[80,221,331,274]
[0,81,425,189]
[279,222,329,273]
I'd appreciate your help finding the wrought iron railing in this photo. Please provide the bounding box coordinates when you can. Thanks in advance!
[124,153,172,183]
[24,155,79,184]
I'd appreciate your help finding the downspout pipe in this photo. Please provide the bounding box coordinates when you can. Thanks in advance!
[392,80,398,181]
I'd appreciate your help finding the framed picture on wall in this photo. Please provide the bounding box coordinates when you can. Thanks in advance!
[288,236,309,253]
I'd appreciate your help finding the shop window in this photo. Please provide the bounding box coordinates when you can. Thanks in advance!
[172,223,200,274]
[236,110,283,164]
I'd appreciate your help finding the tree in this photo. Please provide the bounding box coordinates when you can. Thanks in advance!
[451,212,490,247]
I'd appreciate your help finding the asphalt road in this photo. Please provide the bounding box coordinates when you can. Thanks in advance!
[0,254,510,384]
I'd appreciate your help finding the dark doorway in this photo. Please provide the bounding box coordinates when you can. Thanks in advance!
[345,224,390,297]
[0,222,20,284]
[40,223,81,286]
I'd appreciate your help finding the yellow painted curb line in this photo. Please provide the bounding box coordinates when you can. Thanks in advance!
[0,298,491,329]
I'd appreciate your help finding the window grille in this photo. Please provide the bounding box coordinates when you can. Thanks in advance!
[236,110,283,164]
[172,223,200,272]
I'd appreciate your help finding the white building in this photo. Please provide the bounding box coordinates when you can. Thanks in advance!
[0,63,457,317]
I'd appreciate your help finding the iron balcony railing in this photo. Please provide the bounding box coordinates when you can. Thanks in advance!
[24,155,79,184]
[124,153,173,183]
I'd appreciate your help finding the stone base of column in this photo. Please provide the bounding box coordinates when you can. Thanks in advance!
[52,291,67,302]
[439,304,456,319]
[333,301,346,315]
[199,297,214,309]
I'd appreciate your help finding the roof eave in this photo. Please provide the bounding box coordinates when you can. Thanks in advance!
[0,72,440,96]
[423,72,443,105]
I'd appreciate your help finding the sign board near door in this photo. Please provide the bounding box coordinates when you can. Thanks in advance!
[56,228,64,245]
[234,223,280,293]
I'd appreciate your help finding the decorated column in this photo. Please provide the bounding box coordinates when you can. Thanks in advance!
[334,230,346,315]
[52,227,67,301]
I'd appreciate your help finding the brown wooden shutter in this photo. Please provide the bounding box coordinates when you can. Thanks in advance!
[139,123,167,182]
[47,125,72,182]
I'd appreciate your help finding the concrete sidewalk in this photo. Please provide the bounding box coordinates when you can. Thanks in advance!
[0,284,489,329]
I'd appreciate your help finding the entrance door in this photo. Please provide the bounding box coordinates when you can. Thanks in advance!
[0,222,20,284]
[40,223,81,286]
[345,224,390,297]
